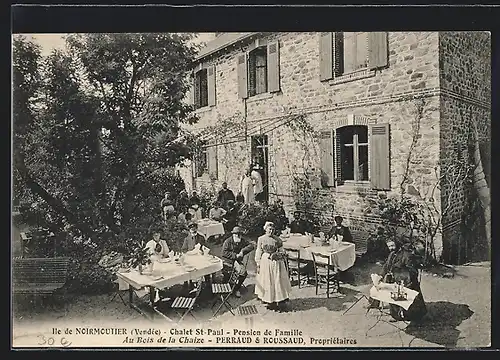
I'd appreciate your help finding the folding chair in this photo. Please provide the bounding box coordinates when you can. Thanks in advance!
[154,278,203,324]
[211,261,241,317]
[311,251,340,298]
[284,246,310,288]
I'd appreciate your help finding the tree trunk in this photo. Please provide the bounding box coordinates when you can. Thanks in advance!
[14,151,96,241]
[471,124,491,256]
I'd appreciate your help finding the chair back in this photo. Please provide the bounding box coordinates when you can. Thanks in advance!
[189,278,204,299]
[283,246,300,272]
[311,251,332,277]
[228,261,242,289]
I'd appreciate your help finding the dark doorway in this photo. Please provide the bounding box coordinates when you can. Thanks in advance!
[251,135,269,203]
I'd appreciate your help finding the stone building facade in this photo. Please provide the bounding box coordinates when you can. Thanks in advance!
[177,32,491,264]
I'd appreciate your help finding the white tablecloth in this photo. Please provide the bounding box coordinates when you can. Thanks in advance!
[282,234,356,271]
[369,282,419,310]
[197,219,225,239]
[116,254,223,290]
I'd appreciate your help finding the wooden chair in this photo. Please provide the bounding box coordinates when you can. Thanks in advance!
[283,246,309,288]
[311,252,340,298]
[211,261,242,317]
[154,278,204,324]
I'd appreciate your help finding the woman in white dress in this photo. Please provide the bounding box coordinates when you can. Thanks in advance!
[255,221,292,312]
[240,169,255,204]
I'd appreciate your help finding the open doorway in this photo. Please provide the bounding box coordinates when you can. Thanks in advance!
[251,135,269,203]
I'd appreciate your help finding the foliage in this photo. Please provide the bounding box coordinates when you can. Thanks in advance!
[127,244,152,269]
[237,201,289,237]
[195,185,218,216]
[12,34,201,294]
[160,218,189,253]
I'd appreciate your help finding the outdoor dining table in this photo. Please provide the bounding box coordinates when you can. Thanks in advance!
[115,253,223,316]
[197,218,225,239]
[282,234,356,271]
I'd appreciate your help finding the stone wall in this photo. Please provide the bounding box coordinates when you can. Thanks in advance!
[438,31,491,264]
[181,32,443,248]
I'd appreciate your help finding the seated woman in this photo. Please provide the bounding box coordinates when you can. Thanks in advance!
[145,228,170,259]
[364,227,390,264]
[188,203,203,222]
[327,215,353,243]
[372,237,427,322]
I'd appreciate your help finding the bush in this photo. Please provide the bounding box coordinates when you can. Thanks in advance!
[237,201,289,237]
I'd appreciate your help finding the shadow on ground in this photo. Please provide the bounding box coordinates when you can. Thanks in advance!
[405,301,474,347]
[289,286,361,313]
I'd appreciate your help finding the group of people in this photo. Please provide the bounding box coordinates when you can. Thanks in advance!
[240,164,265,204]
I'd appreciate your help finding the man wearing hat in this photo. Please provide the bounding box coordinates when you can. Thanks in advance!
[181,222,207,253]
[221,226,255,297]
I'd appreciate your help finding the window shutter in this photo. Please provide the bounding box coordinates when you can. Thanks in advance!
[333,32,344,77]
[208,141,218,179]
[237,53,248,99]
[188,71,195,105]
[370,123,391,190]
[319,32,333,81]
[267,41,280,93]
[319,131,335,187]
[368,32,389,70]
[207,65,216,106]
[334,129,343,185]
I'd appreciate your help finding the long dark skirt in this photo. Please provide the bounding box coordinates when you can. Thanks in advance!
[389,281,427,322]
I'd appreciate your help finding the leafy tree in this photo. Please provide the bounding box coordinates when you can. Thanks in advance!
[13,34,200,291]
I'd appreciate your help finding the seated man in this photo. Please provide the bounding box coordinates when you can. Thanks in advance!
[145,228,170,259]
[209,201,227,222]
[181,222,207,253]
[222,199,238,233]
[328,215,353,243]
[289,211,310,234]
[221,226,255,297]
[365,227,390,264]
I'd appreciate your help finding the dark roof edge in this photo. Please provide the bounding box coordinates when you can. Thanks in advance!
[194,32,260,62]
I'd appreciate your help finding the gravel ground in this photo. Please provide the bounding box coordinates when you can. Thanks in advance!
[12,260,491,348]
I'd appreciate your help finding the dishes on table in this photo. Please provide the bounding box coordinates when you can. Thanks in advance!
[157,258,170,263]
[184,265,196,272]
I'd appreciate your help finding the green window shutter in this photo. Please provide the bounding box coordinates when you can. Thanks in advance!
[319,32,333,81]
[333,32,344,77]
[208,141,218,179]
[319,131,335,187]
[368,32,389,70]
[334,129,343,185]
[207,65,216,106]
[237,53,248,99]
[267,41,280,93]
[369,123,391,190]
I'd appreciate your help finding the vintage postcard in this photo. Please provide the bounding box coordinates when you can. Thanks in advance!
[11,29,491,349]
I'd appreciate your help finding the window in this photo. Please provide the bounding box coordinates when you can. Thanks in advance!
[237,40,280,99]
[194,69,208,109]
[194,141,208,177]
[337,125,369,181]
[192,65,216,108]
[341,32,369,74]
[319,32,388,82]
[318,123,391,190]
[248,47,268,97]
[194,140,218,179]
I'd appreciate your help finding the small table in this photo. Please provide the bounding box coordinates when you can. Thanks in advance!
[282,235,356,271]
[365,283,419,341]
[197,219,225,239]
[116,254,223,316]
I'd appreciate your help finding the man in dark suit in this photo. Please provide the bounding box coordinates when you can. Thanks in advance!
[181,222,206,252]
[217,182,236,210]
[221,226,255,297]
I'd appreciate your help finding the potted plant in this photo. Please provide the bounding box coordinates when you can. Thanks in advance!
[127,243,152,274]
